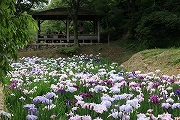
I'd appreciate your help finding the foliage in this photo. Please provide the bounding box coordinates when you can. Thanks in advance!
[135,11,180,48]
[15,0,49,15]
[48,0,68,8]
[56,46,80,56]
[0,0,37,83]
[40,20,66,34]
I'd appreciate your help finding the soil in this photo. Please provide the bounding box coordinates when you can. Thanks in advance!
[18,44,180,76]
[17,44,135,65]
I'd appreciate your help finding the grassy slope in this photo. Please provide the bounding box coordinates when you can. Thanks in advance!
[18,44,180,76]
[122,48,180,76]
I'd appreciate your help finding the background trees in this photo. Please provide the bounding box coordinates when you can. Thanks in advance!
[15,0,49,15]
[31,0,180,49]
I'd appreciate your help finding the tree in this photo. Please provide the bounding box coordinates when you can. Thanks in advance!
[63,0,83,46]
[42,0,85,46]
[15,0,49,15]
[47,0,67,9]
[60,0,88,47]
[40,0,68,35]
[91,0,116,44]
[70,0,83,46]
[0,0,40,83]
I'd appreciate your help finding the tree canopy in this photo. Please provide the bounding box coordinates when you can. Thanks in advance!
[15,0,49,15]
[0,0,48,83]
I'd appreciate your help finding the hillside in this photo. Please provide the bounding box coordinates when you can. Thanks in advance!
[122,48,180,76]
[18,44,180,76]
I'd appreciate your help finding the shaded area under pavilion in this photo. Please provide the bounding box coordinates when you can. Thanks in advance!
[32,7,102,45]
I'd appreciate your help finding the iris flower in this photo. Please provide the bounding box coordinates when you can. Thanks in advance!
[33,96,52,104]
[149,95,160,104]
[26,115,38,120]
[174,88,180,97]
[45,92,57,99]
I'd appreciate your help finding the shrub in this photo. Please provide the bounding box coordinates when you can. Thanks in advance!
[56,46,80,56]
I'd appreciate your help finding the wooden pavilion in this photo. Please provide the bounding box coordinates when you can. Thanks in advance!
[32,7,102,46]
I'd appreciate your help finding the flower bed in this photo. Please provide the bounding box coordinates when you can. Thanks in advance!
[1,54,180,120]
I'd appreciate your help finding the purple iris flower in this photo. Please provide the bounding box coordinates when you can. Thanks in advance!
[88,81,96,85]
[161,76,168,81]
[42,98,52,104]
[23,104,38,119]
[83,70,87,74]
[8,80,18,89]
[57,89,66,93]
[32,96,44,104]
[90,72,94,74]
[31,68,38,73]
[153,82,159,87]
[66,100,72,105]
[65,100,77,106]
[149,95,160,104]
[23,104,35,109]
[118,70,124,76]
[33,96,52,104]
[18,87,23,91]
[28,107,39,115]
[73,85,79,89]
[84,58,90,61]
[79,93,93,98]
[35,60,39,64]
[133,82,141,87]
[170,79,175,83]
[126,71,137,78]
[26,115,38,120]
[100,79,114,86]
[95,59,100,62]
[45,92,57,99]
[175,88,180,97]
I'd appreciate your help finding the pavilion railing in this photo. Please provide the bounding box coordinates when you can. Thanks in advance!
[22,34,100,51]
[37,34,99,44]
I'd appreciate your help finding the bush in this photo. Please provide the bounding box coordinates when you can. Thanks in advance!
[135,11,180,48]
[56,46,80,56]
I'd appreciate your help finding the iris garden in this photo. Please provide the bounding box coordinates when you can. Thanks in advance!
[1,54,180,120]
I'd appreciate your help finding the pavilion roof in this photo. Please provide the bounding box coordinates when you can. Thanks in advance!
[32,7,100,21]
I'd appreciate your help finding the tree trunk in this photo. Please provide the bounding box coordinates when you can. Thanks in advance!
[70,0,81,47]
[126,0,137,39]
[73,15,79,47]
[106,16,110,45]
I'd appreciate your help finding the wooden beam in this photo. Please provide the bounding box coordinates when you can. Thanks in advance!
[97,19,100,43]
[36,19,40,43]
[66,18,70,43]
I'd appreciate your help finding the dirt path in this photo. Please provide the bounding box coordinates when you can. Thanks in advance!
[0,84,4,110]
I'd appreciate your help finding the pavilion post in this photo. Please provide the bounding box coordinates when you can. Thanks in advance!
[66,18,70,43]
[93,20,97,34]
[97,19,100,43]
[36,20,38,43]
[36,19,40,43]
